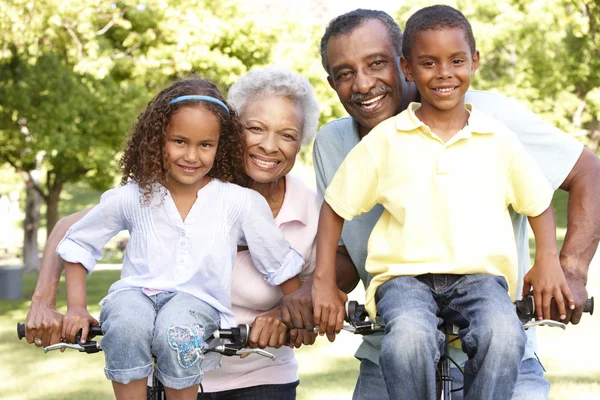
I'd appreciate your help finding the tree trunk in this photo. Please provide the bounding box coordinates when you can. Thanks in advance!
[586,116,600,153]
[23,180,41,273]
[46,176,63,238]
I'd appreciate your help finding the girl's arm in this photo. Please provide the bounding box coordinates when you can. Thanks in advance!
[62,261,99,344]
[312,201,348,341]
[279,276,302,295]
[523,206,575,320]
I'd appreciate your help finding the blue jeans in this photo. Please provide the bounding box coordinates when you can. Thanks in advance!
[196,381,299,399]
[353,357,548,400]
[100,289,220,389]
[376,274,526,400]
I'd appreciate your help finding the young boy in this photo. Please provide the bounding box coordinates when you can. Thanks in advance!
[311,5,574,399]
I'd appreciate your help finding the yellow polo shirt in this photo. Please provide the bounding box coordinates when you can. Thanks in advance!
[325,103,553,318]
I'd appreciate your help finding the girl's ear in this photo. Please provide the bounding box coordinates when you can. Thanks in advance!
[400,56,414,82]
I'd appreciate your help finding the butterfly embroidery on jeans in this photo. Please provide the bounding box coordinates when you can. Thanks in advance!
[167,324,207,368]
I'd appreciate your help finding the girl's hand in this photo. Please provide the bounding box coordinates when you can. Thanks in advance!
[61,306,99,344]
[312,278,347,342]
[248,309,288,350]
[288,328,317,348]
[523,254,575,320]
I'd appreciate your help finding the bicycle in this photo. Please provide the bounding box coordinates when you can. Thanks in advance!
[17,322,276,400]
[341,294,594,400]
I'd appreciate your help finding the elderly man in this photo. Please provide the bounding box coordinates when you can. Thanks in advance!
[283,8,600,400]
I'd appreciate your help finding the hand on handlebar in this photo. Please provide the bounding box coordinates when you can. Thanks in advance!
[62,306,99,344]
[280,277,315,331]
[523,256,574,321]
[25,299,64,348]
[312,279,347,342]
[288,328,317,348]
[247,309,288,351]
[554,272,589,324]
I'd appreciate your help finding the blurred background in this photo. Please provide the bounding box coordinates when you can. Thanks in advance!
[0,0,598,398]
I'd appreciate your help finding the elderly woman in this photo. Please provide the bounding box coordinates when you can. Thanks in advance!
[24,67,321,399]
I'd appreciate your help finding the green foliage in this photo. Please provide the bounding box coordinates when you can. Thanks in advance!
[394,0,600,145]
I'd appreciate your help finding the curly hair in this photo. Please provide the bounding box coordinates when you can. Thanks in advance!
[402,5,476,62]
[320,9,403,73]
[120,78,248,202]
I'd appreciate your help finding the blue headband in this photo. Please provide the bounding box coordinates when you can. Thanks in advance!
[169,95,230,117]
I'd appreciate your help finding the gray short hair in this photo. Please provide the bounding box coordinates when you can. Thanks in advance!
[227,67,320,147]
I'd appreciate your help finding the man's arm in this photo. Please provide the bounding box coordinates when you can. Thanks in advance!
[557,147,600,323]
[25,208,92,347]
[336,245,360,293]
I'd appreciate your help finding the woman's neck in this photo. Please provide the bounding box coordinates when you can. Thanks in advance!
[249,177,286,218]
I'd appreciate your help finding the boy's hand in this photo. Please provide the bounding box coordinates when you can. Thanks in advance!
[523,254,575,320]
[62,306,99,344]
[312,278,347,342]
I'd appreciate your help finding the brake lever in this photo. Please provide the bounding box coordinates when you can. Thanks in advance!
[210,345,276,360]
[237,348,276,360]
[44,341,103,353]
[523,319,566,330]
[44,343,85,353]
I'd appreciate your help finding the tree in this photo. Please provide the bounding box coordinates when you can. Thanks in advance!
[0,0,281,270]
[394,0,600,152]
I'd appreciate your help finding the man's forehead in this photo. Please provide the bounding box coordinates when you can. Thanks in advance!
[326,20,398,69]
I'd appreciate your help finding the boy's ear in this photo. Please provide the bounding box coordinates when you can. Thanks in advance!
[400,56,413,82]
[470,50,480,76]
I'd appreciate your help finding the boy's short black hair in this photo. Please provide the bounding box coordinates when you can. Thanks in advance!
[402,5,476,62]
[320,9,403,73]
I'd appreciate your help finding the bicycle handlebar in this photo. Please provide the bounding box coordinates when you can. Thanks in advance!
[342,295,594,335]
[16,322,276,360]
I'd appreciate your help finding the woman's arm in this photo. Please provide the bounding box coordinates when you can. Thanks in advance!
[25,208,92,347]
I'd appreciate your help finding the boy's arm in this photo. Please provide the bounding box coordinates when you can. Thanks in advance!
[25,208,92,347]
[523,206,575,320]
[62,261,98,344]
[312,202,348,341]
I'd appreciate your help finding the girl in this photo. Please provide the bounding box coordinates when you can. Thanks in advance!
[57,78,304,400]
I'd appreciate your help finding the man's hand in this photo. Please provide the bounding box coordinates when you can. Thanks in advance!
[550,272,588,324]
[25,298,64,348]
[288,328,317,348]
[247,309,288,350]
[280,277,315,331]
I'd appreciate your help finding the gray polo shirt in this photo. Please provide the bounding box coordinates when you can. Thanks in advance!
[313,89,583,365]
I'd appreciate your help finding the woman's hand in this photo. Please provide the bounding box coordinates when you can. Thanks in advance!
[248,309,288,350]
[523,253,575,320]
[25,298,64,347]
[281,277,315,330]
[61,306,99,344]
[312,277,347,342]
[288,328,317,348]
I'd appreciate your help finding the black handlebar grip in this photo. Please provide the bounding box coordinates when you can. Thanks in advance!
[17,323,25,340]
[584,297,594,315]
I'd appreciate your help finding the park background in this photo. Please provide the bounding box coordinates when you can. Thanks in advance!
[0,0,599,398]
